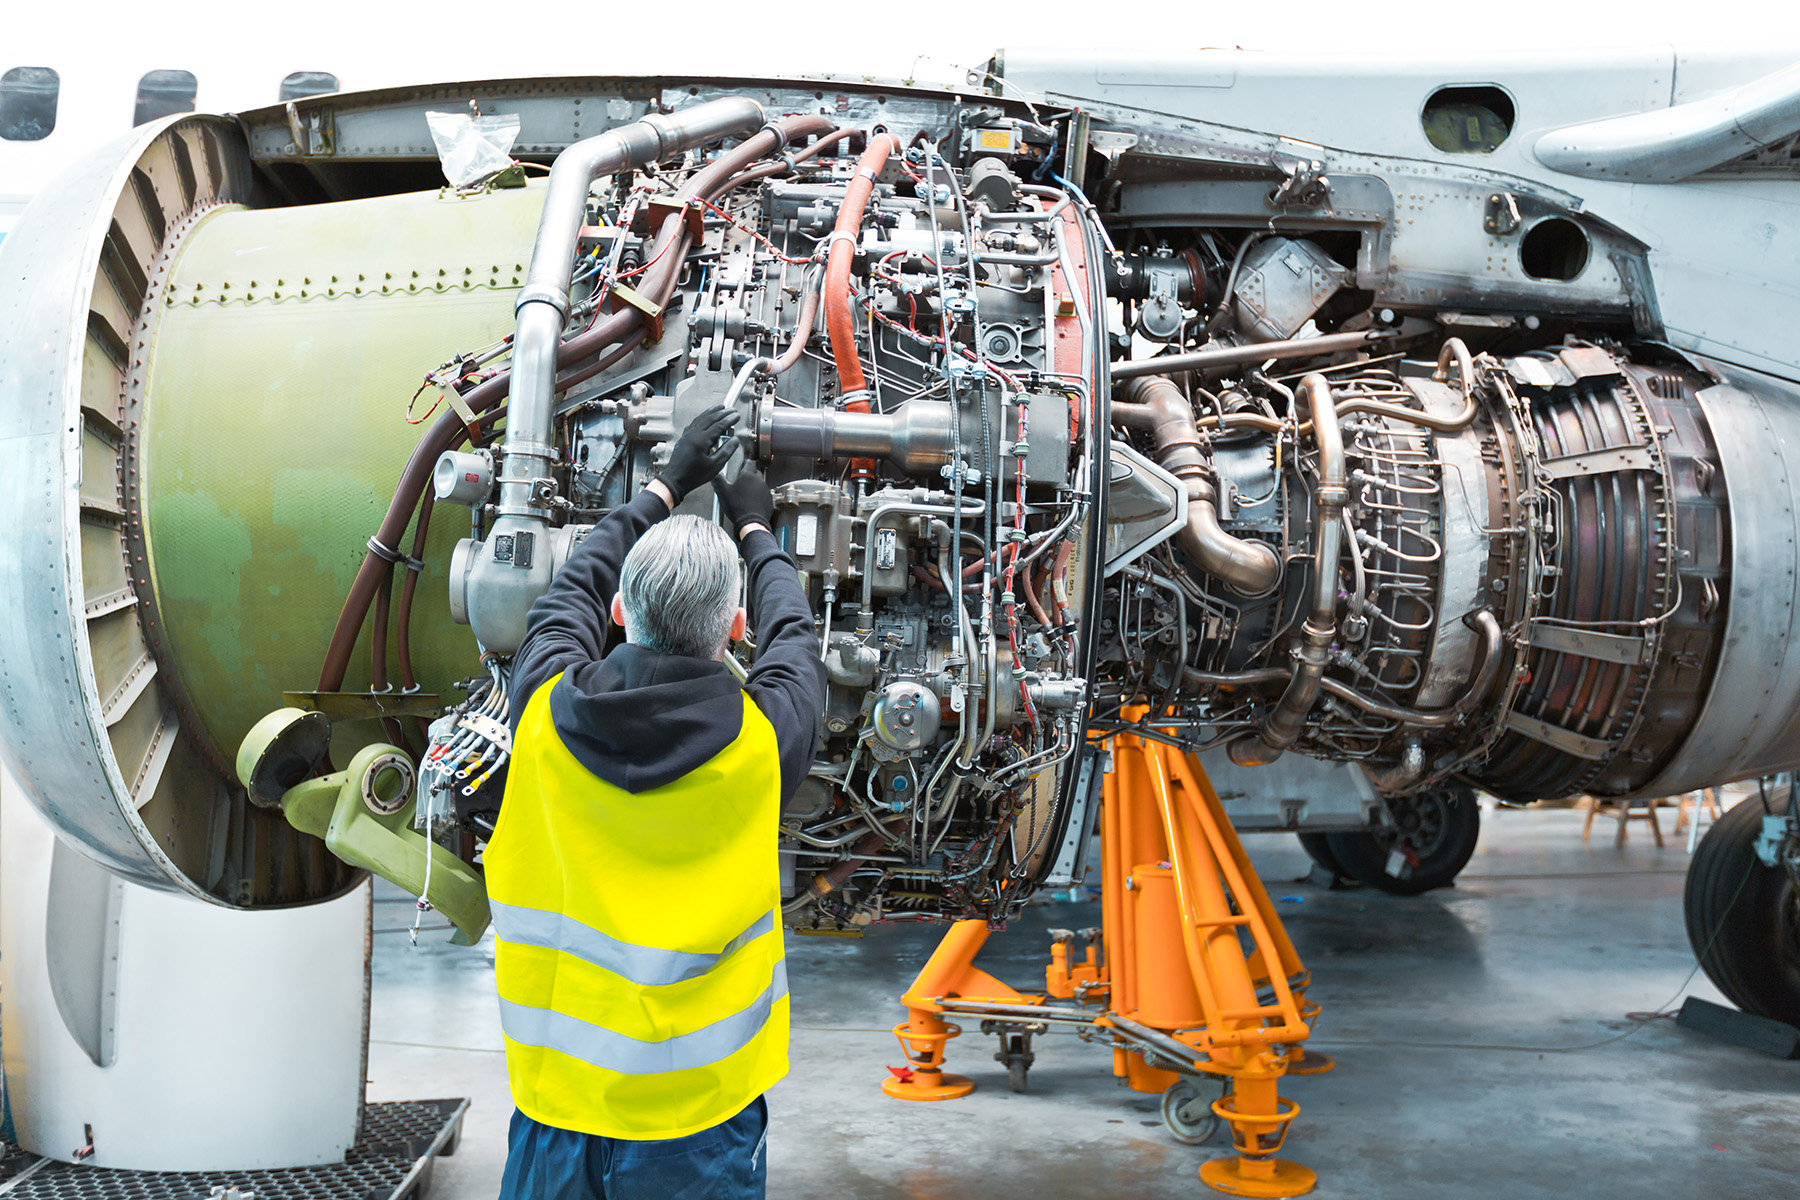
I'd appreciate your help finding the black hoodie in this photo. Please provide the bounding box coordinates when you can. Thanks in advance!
[510,488,826,801]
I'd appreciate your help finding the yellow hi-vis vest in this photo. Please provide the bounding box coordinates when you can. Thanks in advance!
[484,672,788,1140]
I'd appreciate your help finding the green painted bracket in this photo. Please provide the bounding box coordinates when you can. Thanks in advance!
[279,744,491,945]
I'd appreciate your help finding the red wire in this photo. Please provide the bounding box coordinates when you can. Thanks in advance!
[696,197,812,264]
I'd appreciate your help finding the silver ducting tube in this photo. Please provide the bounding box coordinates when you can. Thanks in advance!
[501,97,766,515]
[1111,329,1379,381]
[759,402,957,472]
[1112,376,1282,597]
[1246,373,1347,761]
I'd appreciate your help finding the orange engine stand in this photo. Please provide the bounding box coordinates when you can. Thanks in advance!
[883,709,1323,1197]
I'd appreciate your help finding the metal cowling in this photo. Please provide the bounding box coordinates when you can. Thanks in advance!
[1471,354,1730,801]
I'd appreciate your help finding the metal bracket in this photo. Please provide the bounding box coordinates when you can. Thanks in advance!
[1483,192,1522,235]
[645,196,706,240]
[1540,445,1655,478]
[283,102,336,157]
[1754,814,1792,869]
[1527,623,1652,665]
[1269,141,1330,209]
[282,690,443,722]
[611,282,664,341]
[1503,710,1612,760]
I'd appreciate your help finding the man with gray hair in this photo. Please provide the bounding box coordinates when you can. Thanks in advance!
[485,405,826,1200]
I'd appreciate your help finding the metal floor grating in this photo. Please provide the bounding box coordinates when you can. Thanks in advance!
[0,1100,467,1200]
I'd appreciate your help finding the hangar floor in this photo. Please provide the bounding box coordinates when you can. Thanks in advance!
[368,807,1799,1199]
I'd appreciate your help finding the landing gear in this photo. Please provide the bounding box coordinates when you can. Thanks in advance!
[1327,785,1481,895]
[1161,1078,1224,1145]
[1686,786,1800,1026]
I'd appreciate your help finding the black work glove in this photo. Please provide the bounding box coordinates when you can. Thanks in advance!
[659,406,741,503]
[716,464,776,538]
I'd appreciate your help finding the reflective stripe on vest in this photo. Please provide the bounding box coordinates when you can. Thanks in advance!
[489,902,777,988]
[483,671,788,1140]
[497,959,789,1075]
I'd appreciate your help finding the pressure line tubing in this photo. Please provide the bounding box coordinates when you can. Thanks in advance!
[1111,329,1381,380]
[1183,608,1503,729]
[1251,372,1347,760]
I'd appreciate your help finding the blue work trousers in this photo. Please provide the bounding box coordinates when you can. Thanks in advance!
[497,1096,768,1200]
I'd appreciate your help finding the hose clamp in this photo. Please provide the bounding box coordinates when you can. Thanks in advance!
[515,284,570,319]
[758,121,791,153]
[826,230,861,253]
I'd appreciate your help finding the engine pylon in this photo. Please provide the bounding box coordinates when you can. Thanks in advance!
[883,708,1320,1197]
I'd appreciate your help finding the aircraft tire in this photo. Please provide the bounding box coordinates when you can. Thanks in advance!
[1296,832,1348,878]
[1685,789,1800,1026]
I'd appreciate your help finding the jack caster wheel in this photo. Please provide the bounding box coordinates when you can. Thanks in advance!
[996,1031,1034,1093]
[1161,1079,1222,1145]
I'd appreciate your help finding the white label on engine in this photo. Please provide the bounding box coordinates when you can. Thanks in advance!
[795,512,819,559]
[874,527,897,570]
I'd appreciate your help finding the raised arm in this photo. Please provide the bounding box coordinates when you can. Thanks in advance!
[511,406,741,719]
[717,465,827,800]
[511,486,669,719]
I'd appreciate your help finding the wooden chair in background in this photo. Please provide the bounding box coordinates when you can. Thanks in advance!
[1673,787,1723,852]
[1580,794,1665,847]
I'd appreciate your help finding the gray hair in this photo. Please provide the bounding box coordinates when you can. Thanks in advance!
[618,515,741,659]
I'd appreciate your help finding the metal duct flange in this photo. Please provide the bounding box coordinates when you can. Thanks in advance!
[0,116,299,902]
[0,116,538,906]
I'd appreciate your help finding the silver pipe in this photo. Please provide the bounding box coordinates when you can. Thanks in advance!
[1534,60,1800,183]
[501,96,765,515]
[853,495,987,628]
[759,403,955,472]
[1335,337,1478,432]
[1363,737,1425,791]
[1182,609,1503,732]
[1111,330,1379,381]
[1115,377,1281,596]
[1246,373,1346,761]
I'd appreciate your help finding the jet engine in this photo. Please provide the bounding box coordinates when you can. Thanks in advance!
[4,78,1800,1006]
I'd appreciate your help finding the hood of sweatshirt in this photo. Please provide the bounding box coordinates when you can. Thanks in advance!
[549,643,744,794]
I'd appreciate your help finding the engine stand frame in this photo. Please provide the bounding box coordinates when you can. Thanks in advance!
[882,711,1321,1197]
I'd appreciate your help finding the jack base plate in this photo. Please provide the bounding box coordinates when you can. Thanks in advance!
[882,1070,975,1101]
[1285,1048,1335,1075]
[1200,1156,1317,1197]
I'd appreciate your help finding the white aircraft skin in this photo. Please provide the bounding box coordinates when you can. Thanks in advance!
[1001,45,1800,384]
[8,35,1797,382]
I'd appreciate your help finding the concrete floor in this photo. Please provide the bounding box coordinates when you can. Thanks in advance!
[368,807,1800,1199]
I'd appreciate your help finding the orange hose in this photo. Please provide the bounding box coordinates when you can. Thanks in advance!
[824,132,901,399]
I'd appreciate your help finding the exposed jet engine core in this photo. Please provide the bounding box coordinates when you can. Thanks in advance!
[6,78,1800,949]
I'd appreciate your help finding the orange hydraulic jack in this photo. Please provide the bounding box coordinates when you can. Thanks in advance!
[883,709,1326,1197]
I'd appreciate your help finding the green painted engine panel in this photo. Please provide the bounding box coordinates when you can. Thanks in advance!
[140,182,545,765]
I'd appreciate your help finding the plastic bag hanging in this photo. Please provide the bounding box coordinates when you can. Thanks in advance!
[425,110,522,187]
